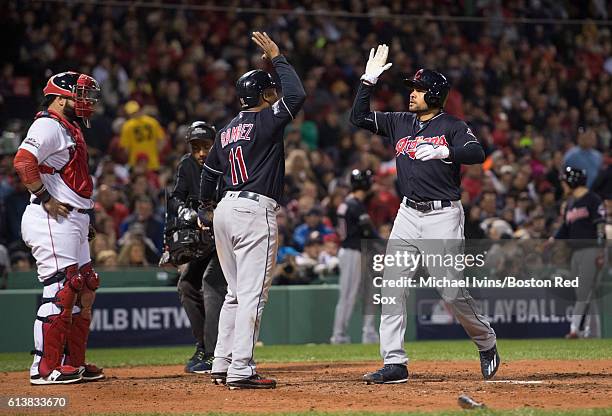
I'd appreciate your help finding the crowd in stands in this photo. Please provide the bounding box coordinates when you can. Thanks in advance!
[0,1,610,283]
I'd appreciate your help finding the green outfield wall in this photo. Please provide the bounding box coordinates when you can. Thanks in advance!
[1,269,610,353]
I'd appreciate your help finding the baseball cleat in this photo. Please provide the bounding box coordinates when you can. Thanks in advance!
[363,364,408,384]
[191,354,214,374]
[329,335,351,345]
[185,348,206,373]
[185,349,213,374]
[227,374,277,390]
[79,363,105,381]
[480,344,500,380]
[30,367,82,385]
[211,372,227,385]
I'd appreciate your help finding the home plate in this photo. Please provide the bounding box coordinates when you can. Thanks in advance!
[486,380,545,384]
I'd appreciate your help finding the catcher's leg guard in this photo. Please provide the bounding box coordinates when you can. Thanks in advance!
[64,262,104,381]
[31,265,83,380]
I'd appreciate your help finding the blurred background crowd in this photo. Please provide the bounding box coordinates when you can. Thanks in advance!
[0,0,610,285]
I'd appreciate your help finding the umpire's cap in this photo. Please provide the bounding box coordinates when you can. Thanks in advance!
[562,166,587,189]
[350,169,373,192]
[236,70,276,109]
[404,69,450,109]
[185,121,216,143]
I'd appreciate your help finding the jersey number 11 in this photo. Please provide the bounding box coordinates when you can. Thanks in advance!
[229,146,248,185]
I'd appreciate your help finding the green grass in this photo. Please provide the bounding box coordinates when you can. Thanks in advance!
[1,339,611,373]
[70,409,612,416]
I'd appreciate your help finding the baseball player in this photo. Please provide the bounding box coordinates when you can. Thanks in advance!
[168,121,227,373]
[13,72,104,385]
[551,166,606,338]
[199,32,306,389]
[330,169,379,345]
[350,45,499,384]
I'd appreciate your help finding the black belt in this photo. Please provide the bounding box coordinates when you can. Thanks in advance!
[32,198,93,215]
[405,198,451,213]
[43,272,66,286]
[223,191,260,203]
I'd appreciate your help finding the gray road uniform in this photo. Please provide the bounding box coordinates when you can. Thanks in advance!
[331,195,379,344]
[200,55,306,382]
[350,81,497,366]
[554,190,606,337]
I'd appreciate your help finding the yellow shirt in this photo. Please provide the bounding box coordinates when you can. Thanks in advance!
[119,115,165,170]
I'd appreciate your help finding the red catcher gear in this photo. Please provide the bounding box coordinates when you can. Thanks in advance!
[36,265,83,378]
[64,263,99,368]
[36,110,93,199]
[13,148,41,185]
[43,71,100,128]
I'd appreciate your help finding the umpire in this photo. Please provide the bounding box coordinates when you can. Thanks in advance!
[169,121,227,373]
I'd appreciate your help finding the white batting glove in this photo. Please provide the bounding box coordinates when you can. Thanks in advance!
[361,44,393,85]
[414,143,450,161]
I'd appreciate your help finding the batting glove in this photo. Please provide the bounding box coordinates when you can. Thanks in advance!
[414,143,450,161]
[361,44,393,85]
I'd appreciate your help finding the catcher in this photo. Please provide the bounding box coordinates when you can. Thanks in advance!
[14,72,104,385]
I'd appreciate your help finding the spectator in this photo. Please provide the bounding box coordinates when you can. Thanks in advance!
[119,196,164,254]
[119,101,166,171]
[117,239,149,267]
[292,208,334,251]
[316,233,340,278]
[94,184,129,236]
[2,174,29,244]
[564,127,603,188]
[10,250,32,272]
[96,250,118,267]
[367,169,400,228]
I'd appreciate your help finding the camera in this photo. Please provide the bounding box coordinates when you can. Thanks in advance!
[163,197,214,265]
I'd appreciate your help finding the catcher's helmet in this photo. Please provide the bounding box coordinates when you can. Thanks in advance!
[185,121,216,143]
[404,69,450,109]
[562,166,587,189]
[236,69,276,109]
[43,71,100,127]
[350,169,373,192]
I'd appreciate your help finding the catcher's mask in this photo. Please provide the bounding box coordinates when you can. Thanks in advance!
[43,71,101,127]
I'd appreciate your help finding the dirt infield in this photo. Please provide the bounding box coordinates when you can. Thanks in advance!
[1,360,611,414]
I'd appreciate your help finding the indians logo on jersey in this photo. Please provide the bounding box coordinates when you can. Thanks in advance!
[395,135,449,159]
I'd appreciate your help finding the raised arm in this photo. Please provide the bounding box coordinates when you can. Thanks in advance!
[350,44,394,135]
[252,31,306,120]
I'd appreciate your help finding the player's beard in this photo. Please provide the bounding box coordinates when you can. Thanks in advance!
[63,102,78,123]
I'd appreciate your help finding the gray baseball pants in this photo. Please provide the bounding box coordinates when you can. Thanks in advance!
[569,247,602,337]
[331,247,378,344]
[380,200,496,365]
[211,191,279,382]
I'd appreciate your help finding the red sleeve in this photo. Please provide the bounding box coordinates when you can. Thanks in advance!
[13,148,41,185]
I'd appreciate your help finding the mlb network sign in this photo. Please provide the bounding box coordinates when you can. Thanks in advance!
[87,291,194,347]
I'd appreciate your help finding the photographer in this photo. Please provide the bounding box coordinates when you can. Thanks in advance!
[166,121,227,373]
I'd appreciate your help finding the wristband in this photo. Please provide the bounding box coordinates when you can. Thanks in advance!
[33,185,52,203]
[360,74,378,85]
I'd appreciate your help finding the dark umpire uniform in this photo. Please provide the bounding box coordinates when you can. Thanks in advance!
[351,54,498,384]
[554,167,606,338]
[331,169,379,344]
[169,121,227,373]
